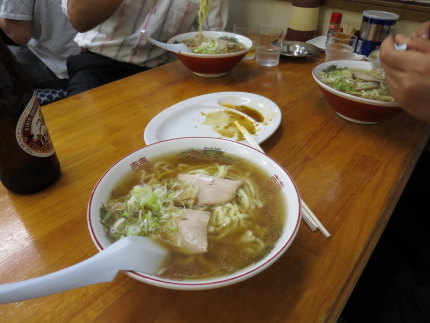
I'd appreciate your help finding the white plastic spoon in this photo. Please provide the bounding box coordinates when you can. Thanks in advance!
[141,29,190,53]
[0,236,168,304]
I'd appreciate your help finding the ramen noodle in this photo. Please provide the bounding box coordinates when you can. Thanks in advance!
[198,0,211,39]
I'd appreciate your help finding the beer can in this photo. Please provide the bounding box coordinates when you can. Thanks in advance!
[355,10,399,56]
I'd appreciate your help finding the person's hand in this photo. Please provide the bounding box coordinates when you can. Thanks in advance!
[411,21,430,39]
[393,21,430,53]
[380,36,430,123]
[394,33,430,54]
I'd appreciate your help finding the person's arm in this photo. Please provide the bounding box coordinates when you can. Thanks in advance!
[0,18,31,46]
[380,36,430,123]
[64,0,124,32]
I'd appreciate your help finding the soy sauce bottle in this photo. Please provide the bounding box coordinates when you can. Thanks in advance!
[0,39,60,194]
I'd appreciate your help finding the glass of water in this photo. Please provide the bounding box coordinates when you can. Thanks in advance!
[325,32,358,62]
[233,23,258,60]
[256,27,284,67]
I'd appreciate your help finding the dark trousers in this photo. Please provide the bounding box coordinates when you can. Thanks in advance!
[66,51,148,97]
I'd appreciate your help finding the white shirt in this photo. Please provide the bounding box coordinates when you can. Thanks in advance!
[0,0,80,79]
[62,0,229,67]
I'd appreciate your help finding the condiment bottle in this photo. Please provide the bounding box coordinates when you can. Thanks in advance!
[326,12,343,44]
[0,39,60,194]
[285,0,320,42]
[355,10,399,56]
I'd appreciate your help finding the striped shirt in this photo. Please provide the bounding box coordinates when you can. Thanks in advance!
[62,0,229,67]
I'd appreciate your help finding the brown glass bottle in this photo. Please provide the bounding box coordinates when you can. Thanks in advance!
[0,39,60,194]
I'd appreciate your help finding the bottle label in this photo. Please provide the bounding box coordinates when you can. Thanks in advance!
[15,93,55,157]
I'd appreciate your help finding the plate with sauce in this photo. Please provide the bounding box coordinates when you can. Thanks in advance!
[144,92,282,145]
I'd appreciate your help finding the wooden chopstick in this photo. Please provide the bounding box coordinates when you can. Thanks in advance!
[301,199,330,237]
[235,121,263,153]
[342,23,356,36]
[234,121,331,238]
[301,211,318,232]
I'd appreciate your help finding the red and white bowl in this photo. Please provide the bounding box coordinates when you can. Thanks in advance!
[87,137,300,290]
[312,60,402,124]
[168,31,252,77]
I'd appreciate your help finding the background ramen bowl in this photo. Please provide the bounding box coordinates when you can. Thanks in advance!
[167,31,252,77]
[312,60,402,124]
[88,137,301,290]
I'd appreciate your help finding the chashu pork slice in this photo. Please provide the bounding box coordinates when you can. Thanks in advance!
[165,209,210,255]
[178,174,243,205]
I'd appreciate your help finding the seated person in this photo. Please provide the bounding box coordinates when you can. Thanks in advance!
[62,0,229,96]
[0,0,80,95]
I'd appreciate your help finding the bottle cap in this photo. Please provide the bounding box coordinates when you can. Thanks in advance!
[330,12,343,24]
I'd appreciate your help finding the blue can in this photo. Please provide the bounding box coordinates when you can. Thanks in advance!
[355,10,399,56]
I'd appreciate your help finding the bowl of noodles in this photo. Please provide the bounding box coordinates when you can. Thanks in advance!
[88,137,301,290]
[168,31,252,77]
[312,60,402,124]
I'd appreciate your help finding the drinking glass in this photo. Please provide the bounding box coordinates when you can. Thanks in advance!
[325,32,358,62]
[233,23,258,60]
[256,27,284,67]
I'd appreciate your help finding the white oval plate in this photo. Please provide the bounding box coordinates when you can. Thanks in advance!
[144,92,282,145]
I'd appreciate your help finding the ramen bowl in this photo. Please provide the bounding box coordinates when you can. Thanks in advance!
[312,60,402,124]
[88,137,301,290]
[168,31,252,77]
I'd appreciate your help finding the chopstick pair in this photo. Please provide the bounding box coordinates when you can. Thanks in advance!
[234,121,331,238]
[342,23,356,36]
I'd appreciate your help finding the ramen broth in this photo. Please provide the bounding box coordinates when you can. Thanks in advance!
[101,149,285,280]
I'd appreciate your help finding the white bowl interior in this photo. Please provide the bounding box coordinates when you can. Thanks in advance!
[168,31,252,58]
[88,137,300,290]
[312,60,399,107]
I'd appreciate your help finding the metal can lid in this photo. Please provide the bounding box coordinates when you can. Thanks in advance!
[363,10,399,21]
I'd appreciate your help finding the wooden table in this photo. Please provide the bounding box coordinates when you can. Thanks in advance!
[1,56,429,323]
